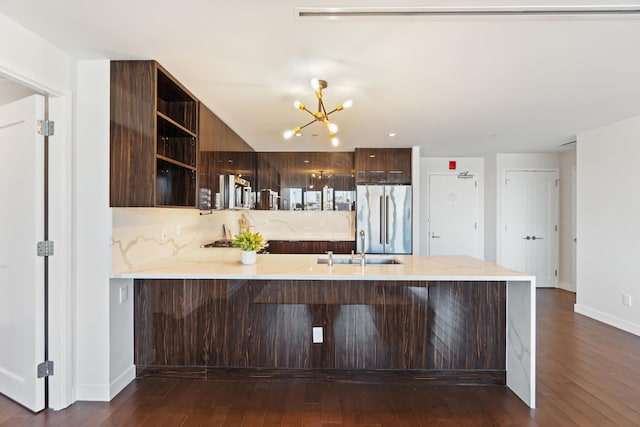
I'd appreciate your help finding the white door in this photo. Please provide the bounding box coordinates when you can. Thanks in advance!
[502,170,558,287]
[428,173,481,258]
[0,95,46,412]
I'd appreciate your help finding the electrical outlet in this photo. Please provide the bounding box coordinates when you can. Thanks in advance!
[119,285,128,304]
[623,294,632,307]
[312,327,323,343]
[161,227,167,240]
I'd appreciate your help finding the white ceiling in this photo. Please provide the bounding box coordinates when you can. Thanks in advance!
[2,0,640,155]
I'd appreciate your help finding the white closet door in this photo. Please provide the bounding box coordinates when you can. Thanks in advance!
[502,170,558,288]
[0,95,46,412]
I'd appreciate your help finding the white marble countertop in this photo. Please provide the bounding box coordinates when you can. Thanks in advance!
[111,249,532,281]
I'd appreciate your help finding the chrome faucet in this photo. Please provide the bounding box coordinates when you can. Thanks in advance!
[359,230,366,267]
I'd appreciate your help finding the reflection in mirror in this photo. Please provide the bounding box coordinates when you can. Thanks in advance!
[323,187,334,211]
[255,152,354,211]
[335,190,355,211]
[304,191,322,210]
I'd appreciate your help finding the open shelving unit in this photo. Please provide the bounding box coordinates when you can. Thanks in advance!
[110,60,199,207]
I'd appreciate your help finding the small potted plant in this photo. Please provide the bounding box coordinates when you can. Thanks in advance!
[232,230,267,265]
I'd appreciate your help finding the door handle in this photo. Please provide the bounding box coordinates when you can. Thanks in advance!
[531,236,544,240]
[379,196,384,244]
[385,195,390,244]
[431,233,441,239]
[523,236,531,240]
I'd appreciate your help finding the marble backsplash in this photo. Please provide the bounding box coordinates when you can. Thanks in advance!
[111,208,355,272]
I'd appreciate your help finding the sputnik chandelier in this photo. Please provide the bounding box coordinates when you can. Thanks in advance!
[283,78,353,146]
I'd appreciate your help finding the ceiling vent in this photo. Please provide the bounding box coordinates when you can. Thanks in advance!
[295,5,640,19]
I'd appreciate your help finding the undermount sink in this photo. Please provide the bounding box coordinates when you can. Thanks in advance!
[316,256,403,265]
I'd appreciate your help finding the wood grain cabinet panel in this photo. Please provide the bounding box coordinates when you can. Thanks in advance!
[198,104,256,209]
[134,279,506,384]
[110,60,198,207]
[354,148,412,184]
[267,240,355,254]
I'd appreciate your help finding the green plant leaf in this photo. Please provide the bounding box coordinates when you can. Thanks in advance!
[232,230,267,251]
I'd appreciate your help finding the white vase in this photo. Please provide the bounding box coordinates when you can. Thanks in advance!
[241,250,257,265]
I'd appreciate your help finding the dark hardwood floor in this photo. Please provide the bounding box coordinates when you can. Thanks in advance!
[1,289,639,426]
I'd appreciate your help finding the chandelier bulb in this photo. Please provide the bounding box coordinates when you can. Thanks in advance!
[331,137,340,147]
[310,78,320,90]
[294,101,305,110]
[283,129,294,140]
[328,122,338,133]
[343,99,353,109]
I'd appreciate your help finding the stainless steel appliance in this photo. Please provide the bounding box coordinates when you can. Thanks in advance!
[356,185,412,254]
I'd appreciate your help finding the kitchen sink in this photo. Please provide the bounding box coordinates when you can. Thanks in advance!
[316,256,402,265]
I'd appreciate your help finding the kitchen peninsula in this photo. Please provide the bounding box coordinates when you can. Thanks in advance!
[112,251,536,408]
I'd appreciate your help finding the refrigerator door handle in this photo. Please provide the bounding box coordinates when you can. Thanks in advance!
[386,195,390,244]
[379,195,384,244]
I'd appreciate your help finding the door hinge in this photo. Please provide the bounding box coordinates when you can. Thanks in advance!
[555,269,558,277]
[555,179,559,187]
[37,120,55,136]
[555,225,558,232]
[37,360,54,378]
[37,240,54,257]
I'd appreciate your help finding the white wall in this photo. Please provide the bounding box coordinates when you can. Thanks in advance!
[575,116,640,336]
[74,60,129,400]
[0,11,75,410]
[419,157,485,258]
[483,154,498,262]
[559,150,577,291]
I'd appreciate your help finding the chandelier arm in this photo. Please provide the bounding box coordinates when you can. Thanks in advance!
[301,106,317,119]
[298,119,317,131]
[325,108,338,116]
[319,99,329,117]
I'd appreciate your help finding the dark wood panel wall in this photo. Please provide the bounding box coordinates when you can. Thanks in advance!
[134,279,506,383]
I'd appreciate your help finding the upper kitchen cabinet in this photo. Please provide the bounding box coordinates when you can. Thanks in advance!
[354,148,412,184]
[110,60,198,207]
[256,152,355,211]
[199,103,256,210]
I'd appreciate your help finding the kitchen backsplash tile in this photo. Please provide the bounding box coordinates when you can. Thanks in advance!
[112,208,355,271]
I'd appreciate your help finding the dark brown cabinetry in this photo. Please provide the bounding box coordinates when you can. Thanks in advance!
[110,60,198,207]
[354,148,412,184]
[135,279,506,384]
[267,240,355,254]
[199,104,256,209]
[256,152,355,210]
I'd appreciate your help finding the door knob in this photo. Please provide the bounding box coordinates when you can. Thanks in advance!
[431,233,441,239]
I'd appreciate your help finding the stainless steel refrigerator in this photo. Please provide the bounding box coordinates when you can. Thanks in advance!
[356,185,412,254]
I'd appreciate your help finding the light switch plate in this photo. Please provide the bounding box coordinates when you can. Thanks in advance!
[119,285,129,304]
[312,327,323,343]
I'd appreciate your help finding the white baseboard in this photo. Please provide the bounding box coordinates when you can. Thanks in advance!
[75,383,111,402]
[574,304,640,337]
[557,282,576,292]
[110,365,136,400]
[75,365,136,402]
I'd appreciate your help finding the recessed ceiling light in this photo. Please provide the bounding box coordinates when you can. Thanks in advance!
[388,132,396,137]
[303,160,310,163]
